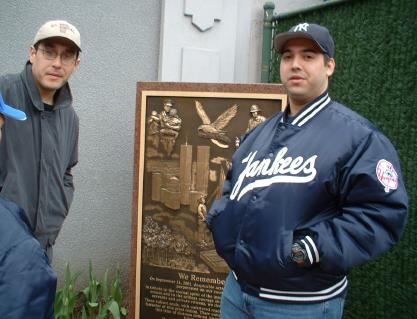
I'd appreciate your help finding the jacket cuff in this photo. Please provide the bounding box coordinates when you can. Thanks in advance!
[297,235,320,266]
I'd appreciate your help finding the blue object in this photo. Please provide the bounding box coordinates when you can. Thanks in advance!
[0,94,26,120]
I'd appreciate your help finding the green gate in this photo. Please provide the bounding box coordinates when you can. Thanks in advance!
[262,1,417,318]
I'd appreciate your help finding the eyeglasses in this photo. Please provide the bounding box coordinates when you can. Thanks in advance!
[36,47,77,66]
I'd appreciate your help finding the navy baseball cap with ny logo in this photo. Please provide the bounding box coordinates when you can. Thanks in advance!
[0,94,27,121]
[274,22,335,58]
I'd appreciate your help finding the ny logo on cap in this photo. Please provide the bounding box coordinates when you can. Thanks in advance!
[59,23,70,34]
[293,23,309,32]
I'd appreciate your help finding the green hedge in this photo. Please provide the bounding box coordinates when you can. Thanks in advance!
[269,0,417,318]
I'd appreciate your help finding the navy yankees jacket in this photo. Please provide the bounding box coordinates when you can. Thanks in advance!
[207,92,408,303]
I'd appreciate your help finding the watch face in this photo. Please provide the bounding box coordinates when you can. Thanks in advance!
[291,243,307,262]
[292,251,303,261]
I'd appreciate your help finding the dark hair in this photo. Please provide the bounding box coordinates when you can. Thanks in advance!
[323,54,334,85]
[324,54,332,65]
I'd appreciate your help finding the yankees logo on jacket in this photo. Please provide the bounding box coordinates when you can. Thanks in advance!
[207,91,408,303]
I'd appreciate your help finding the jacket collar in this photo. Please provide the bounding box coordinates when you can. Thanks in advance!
[281,91,331,127]
[21,62,73,112]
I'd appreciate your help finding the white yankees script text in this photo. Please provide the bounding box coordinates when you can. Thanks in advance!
[230,147,318,201]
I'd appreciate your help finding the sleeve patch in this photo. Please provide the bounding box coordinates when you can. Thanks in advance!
[376,159,398,193]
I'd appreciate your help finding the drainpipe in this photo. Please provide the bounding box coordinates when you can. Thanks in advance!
[261,2,275,83]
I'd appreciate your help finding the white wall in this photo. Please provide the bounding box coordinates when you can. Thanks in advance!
[159,0,246,83]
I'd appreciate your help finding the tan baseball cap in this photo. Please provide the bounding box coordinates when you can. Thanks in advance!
[33,20,81,51]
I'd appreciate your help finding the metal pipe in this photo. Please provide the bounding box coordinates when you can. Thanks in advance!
[261,2,275,83]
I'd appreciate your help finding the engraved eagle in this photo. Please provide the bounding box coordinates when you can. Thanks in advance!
[195,100,238,148]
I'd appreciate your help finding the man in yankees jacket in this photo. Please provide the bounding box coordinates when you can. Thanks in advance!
[207,22,408,319]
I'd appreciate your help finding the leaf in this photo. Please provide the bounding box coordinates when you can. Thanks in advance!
[55,263,82,318]
[102,269,109,301]
[108,300,121,319]
[54,290,63,313]
[97,302,107,319]
[97,301,110,319]
[81,306,88,319]
[121,307,128,316]
[86,260,101,304]
[111,267,123,304]
[111,281,122,305]
[89,259,93,282]
[82,287,90,299]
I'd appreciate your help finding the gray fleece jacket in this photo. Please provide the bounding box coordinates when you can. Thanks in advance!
[0,62,79,248]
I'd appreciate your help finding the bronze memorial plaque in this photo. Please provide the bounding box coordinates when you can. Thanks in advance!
[130,82,287,319]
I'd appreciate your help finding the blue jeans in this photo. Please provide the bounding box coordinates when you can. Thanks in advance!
[220,272,345,319]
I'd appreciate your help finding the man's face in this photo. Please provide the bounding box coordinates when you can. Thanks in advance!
[29,38,80,99]
[163,103,172,113]
[279,38,335,107]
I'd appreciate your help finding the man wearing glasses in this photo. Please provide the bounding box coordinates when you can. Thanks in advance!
[0,20,81,262]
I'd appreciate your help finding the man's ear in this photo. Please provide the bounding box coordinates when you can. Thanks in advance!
[326,58,336,77]
[74,57,81,70]
[28,46,36,64]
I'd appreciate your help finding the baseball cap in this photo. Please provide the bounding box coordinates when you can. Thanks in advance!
[0,94,27,121]
[274,22,335,58]
[33,20,81,51]
[250,105,261,113]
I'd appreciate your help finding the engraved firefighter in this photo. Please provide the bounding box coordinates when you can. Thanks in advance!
[197,194,207,222]
[147,110,160,148]
[246,104,266,132]
[197,194,210,247]
[159,99,182,156]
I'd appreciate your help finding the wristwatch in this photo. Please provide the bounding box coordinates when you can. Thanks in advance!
[291,242,307,265]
